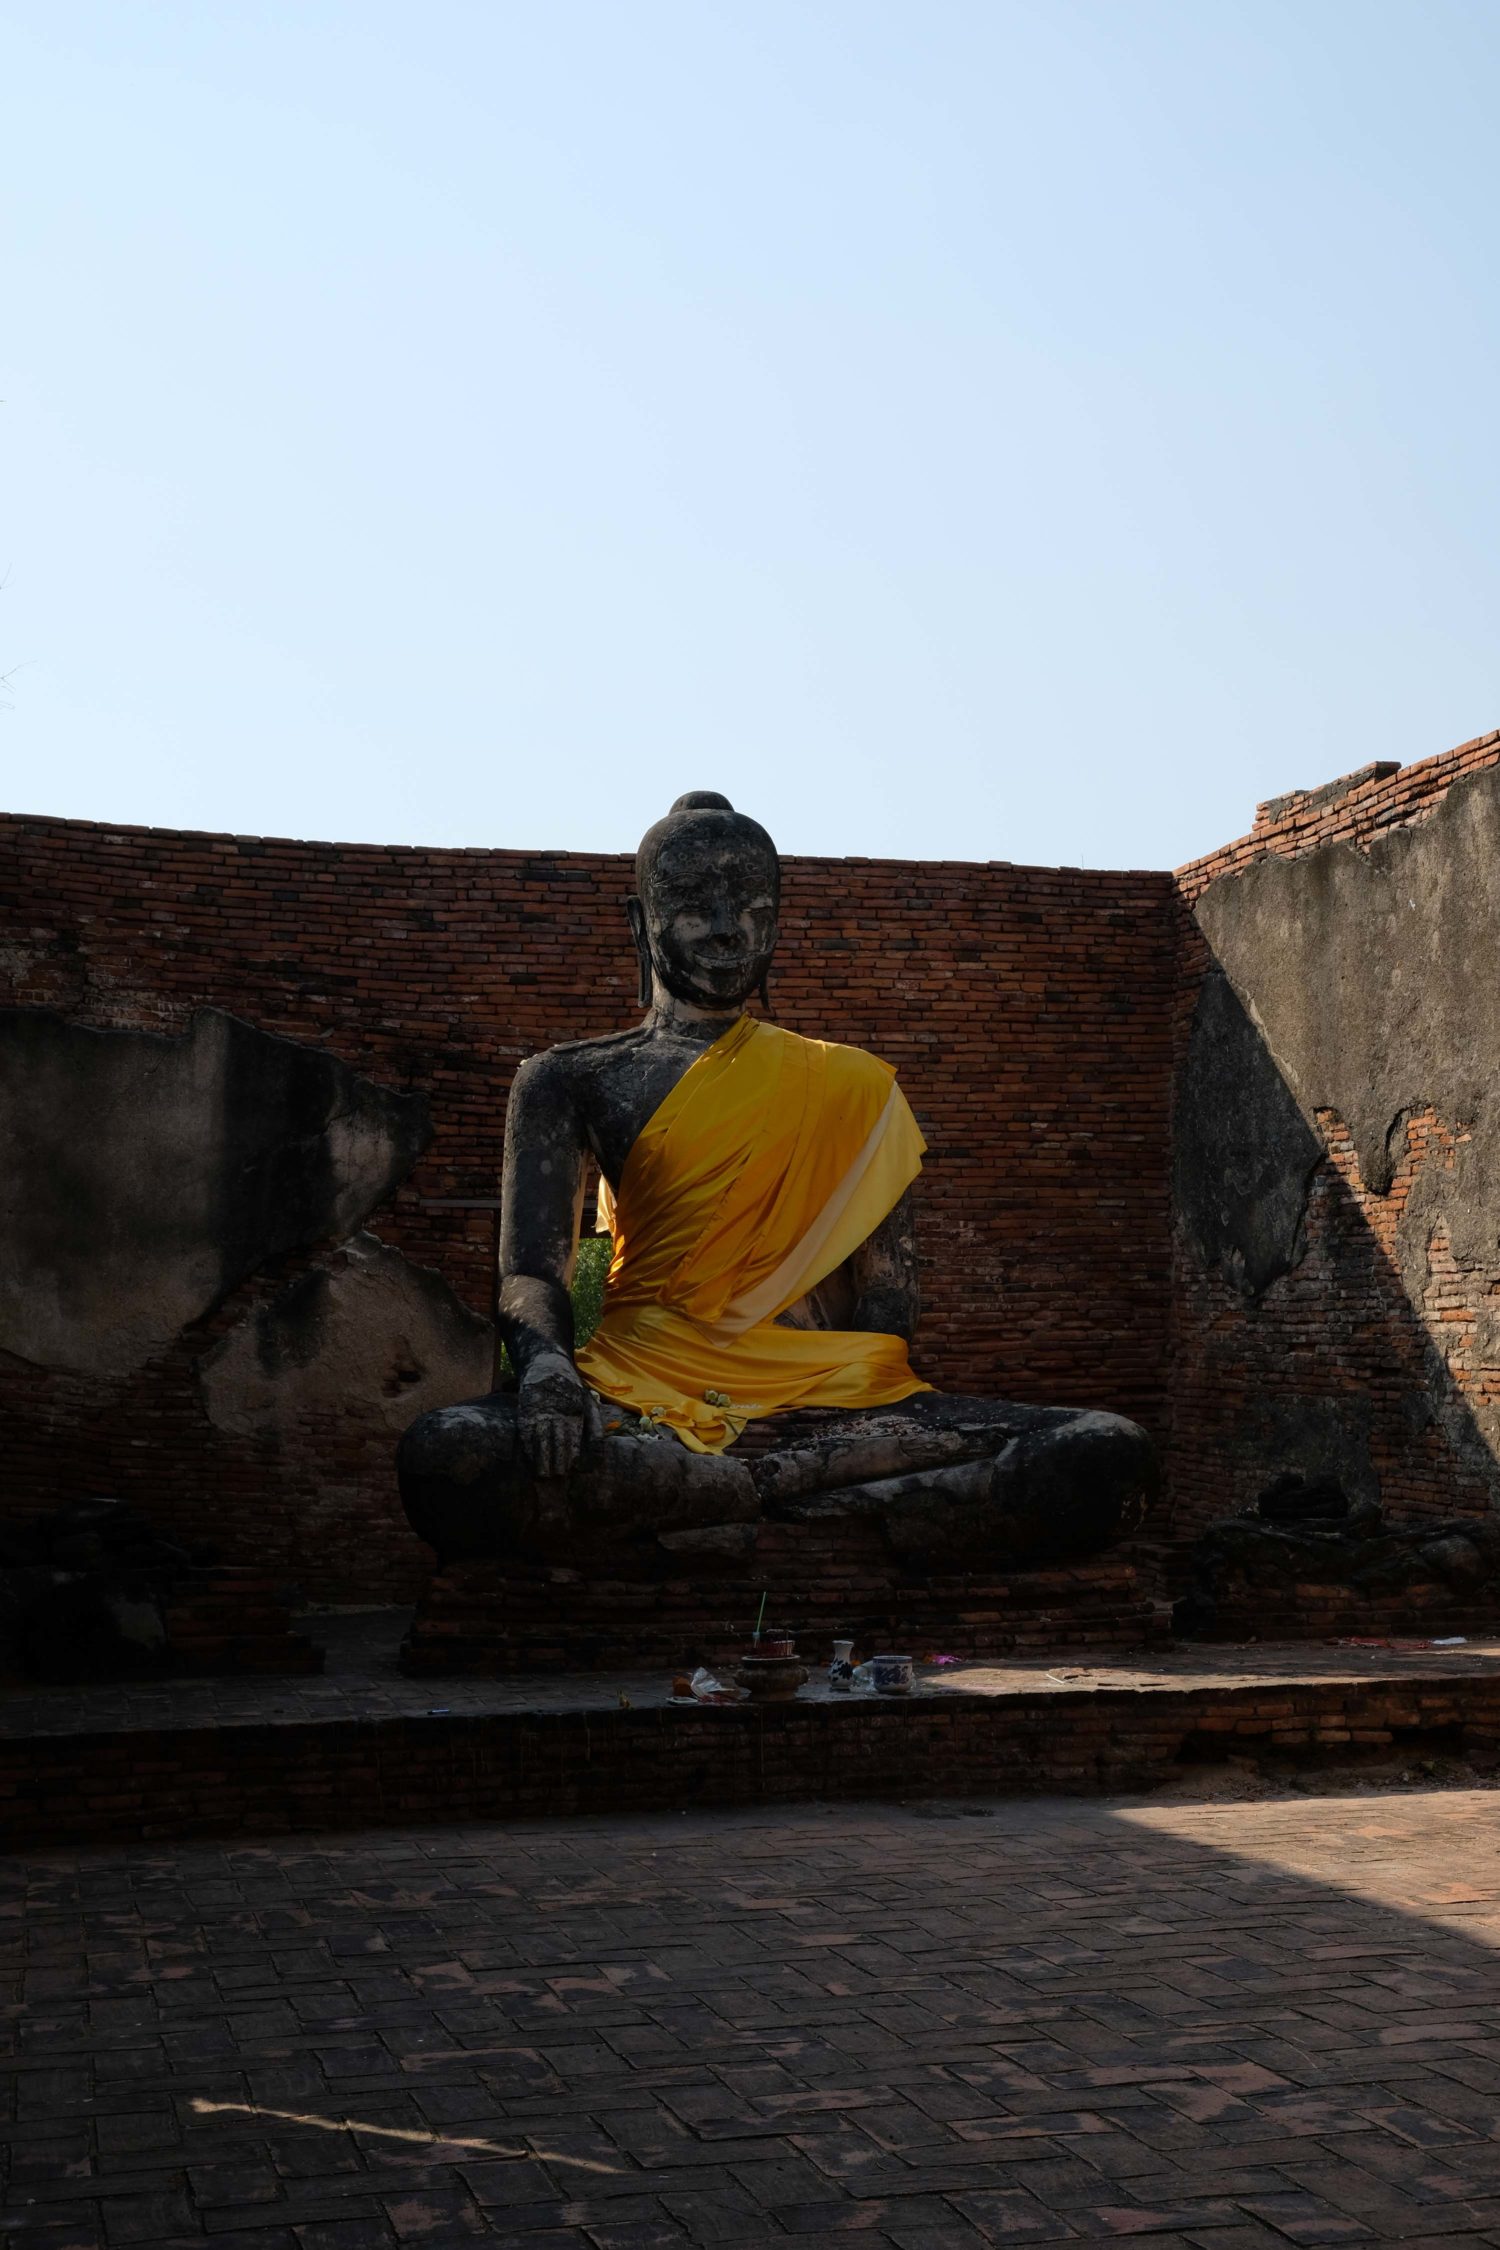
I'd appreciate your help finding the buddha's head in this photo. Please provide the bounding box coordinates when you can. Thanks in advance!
[629,791,780,1013]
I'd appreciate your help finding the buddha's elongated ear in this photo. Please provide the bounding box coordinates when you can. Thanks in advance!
[758,966,775,1019]
[625,895,653,1009]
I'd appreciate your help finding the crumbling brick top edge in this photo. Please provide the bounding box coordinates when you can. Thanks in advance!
[1175,722,1500,884]
[1253,760,1402,829]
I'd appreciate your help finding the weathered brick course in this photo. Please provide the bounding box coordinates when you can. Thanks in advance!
[3,1670,1495,1847]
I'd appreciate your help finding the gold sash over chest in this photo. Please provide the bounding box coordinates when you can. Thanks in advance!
[575,1015,930,1451]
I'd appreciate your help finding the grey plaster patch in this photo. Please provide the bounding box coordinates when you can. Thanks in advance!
[198,1233,492,1438]
[1194,762,1500,1204]
[0,1008,430,1377]
[1189,762,1500,1487]
[1174,967,1322,1297]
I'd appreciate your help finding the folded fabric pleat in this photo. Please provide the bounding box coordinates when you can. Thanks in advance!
[577,1016,929,1453]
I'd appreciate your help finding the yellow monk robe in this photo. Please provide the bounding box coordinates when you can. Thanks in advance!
[575,1014,931,1453]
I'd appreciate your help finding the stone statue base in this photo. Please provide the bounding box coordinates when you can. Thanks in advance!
[399,1382,1159,1677]
[398,1510,1164,1676]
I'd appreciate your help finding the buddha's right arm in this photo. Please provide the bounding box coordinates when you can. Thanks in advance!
[496,1054,588,1385]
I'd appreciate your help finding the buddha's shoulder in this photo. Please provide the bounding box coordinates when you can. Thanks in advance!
[509,1028,656,1095]
[776,1025,897,1085]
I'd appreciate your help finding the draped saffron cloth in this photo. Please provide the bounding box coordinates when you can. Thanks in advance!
[574,1015,931,1453]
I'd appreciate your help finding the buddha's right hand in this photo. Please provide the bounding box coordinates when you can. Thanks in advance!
[517,1351,598,1480]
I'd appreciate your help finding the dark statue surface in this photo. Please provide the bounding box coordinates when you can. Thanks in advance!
[399,793,1157,1573]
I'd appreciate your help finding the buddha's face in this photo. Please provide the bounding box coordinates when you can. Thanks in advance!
[634,823,779,1011]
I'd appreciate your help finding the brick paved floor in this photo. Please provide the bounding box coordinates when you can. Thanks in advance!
[10,1789,1500,2249]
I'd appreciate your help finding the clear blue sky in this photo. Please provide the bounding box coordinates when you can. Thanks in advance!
[5,1,1498,869]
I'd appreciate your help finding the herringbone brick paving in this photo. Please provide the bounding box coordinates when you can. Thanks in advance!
[9,1789,1500,2248]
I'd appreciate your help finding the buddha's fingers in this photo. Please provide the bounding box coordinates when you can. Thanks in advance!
[540,1414,584,1480]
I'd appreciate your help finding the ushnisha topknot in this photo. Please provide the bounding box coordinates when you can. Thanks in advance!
[634,792,780,900]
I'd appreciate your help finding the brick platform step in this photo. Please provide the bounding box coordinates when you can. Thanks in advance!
[7,1658,1500,1846]
[1195,1580,1500,1644]
[400,1526,1166,1675]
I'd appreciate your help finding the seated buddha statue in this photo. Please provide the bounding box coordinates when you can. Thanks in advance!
[398,793,1156,1573]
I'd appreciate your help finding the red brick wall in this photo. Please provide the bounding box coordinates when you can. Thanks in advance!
[0,813,1177,1600]
[1168,728,1500,1543]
